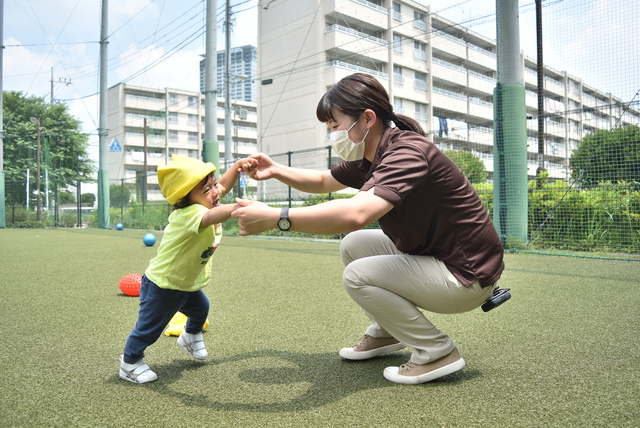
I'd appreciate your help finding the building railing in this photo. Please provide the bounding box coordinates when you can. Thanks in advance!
[325,24,387,46]
[326,60,388,80]
[351,0,387,14]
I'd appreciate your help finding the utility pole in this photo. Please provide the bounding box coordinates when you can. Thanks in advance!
[0,0,6,228]
[50,67,54,105]
[203,0,219,170]
[494,0,528,247]
[97,0,110,228]
[224,0,233,170]
[143,118,148,209]
[30,117,42,221]
[535,0,546,181]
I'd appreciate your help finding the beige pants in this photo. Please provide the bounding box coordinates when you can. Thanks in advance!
[340,230,495,365]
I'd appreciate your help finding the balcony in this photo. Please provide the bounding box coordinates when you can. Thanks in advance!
[468,98,493,121]
[467,44,496,71]
[124,94,165,111]
[324,24,388,63]
[325,0,388,30]
[325,60,388,81]
[544,76,564,96]
[432,87,467,112]
[431,30,466,60]
[468,70,496,95]
[432,58,466,87]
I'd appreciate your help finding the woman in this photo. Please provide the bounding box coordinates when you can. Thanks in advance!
[233,73,504,384]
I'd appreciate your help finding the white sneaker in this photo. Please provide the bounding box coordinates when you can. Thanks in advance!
[119,355,157,384]
[383,348,465,384]
[339,335,406,360]
[177,332,208,360]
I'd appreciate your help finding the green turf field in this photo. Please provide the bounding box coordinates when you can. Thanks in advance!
[0,229,638,427]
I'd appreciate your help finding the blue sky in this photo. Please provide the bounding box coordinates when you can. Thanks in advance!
[4,0,639,165]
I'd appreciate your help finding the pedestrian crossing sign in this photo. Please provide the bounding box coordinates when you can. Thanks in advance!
[109,139,122,152]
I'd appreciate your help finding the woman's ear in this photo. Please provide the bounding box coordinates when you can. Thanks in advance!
[363,109,377,129]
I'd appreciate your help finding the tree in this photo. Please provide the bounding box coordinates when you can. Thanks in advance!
[570,125,640,186]
[443,150,488,183]
[2,91,94,206]
[59,191,75,204]
[81,193,96,206]
[110,183,132,208]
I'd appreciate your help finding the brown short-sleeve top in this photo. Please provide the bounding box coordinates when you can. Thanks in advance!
[331,127,504,287]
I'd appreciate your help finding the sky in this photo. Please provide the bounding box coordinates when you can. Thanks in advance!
[3,0,639,176]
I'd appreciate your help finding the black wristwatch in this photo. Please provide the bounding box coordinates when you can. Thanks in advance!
[277,207,291,231]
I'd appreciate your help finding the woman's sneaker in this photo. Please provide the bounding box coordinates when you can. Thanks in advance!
[177,332,208,360]
[119,355,157,384]
[383,347,465,384]
[339,334,406,360]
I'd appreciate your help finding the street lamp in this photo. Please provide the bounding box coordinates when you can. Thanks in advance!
[30,117,42,221]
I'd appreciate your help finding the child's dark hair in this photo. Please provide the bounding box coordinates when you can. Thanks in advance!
[316,73,425,136]
[171,172,216,210]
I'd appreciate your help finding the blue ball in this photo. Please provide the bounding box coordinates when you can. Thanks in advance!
[143,233,156,247]
[116,223,124,230]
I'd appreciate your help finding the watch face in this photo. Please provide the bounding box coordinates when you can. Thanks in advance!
[278,219,291,231]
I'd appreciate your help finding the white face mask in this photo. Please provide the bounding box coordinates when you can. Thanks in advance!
[327,116,370,161]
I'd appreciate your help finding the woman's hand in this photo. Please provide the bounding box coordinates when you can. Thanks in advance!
[231,198,279,236]
[240,153,278,181]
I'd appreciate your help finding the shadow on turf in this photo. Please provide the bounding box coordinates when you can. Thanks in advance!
[107,349,479,412]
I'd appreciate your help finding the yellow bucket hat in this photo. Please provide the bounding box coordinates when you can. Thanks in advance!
[157,154,217,204]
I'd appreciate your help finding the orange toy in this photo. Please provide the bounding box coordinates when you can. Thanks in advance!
[119,273,143,296]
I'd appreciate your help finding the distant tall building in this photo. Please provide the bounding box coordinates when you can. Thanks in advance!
[200,45,257,103]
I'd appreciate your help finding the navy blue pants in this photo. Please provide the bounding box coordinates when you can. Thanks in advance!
[122,275,209,364]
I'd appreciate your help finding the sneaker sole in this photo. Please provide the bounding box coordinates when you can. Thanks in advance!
[339,342,406,360]
[383,357,465,384]
[119,369,157,384]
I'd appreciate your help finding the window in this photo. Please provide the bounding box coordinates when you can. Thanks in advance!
[188,132,198,142]
[414,11,427,31]
[188,114,198,124]
[168,112,178,123]
[169,130,178,141]
[415,72,428,91]
[188,96,198,107]
[392,2,402,21]
[393,65,404,85]
[169,93,178,105]
[414,41,427,61]
[393,33,403,53]
[394,97,404,114]
[415,102,427,121]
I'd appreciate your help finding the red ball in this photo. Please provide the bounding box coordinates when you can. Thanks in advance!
[119,273,143,296]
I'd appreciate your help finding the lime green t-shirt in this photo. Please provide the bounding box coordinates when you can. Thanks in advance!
[145,204,222,291]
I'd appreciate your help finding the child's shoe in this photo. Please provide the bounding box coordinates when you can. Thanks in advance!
[119,355,157,384]
[177,331,208,360]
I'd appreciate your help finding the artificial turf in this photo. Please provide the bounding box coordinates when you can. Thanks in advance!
[0,228,638,427]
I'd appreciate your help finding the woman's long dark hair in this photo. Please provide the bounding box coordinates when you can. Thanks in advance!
[316,73,425,136]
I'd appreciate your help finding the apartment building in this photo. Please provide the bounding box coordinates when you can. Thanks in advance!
[106,83,257,201]
[199,45,258,103]
[258,0,640,183]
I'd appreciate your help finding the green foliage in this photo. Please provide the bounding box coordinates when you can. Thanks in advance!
[443,150,488,183]
[528,179,640,252]
[570,125,640,186]
[81,193,96,205]
[59,190,75,203]
[2,90,94,206]
[110,183,133,208]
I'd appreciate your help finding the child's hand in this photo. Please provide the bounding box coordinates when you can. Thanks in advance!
[240,154,275,181]
[238,158,258,175]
